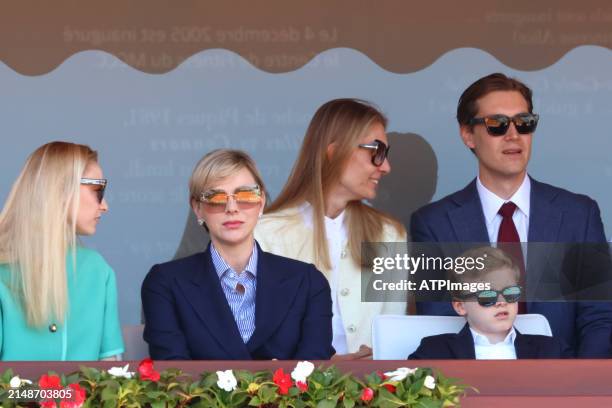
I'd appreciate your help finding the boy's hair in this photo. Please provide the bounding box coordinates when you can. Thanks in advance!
[449,246,520,298]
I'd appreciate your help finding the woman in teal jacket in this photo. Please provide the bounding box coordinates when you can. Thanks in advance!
[0,141,124,360]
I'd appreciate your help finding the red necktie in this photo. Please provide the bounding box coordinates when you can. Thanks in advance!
[497,202,526,314]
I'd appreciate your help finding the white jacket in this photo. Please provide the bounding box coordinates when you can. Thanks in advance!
[255,206,408,353]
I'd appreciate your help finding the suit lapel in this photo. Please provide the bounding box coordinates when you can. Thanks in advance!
[526,178,563,293]
[527,178,563,243]
[247,245,303,353]
[175,249,251,359]
[447,324,477,359]
[514,330,537,358]
[448,180,489,243]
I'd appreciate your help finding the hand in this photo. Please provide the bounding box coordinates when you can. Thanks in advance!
[330,344,373,361]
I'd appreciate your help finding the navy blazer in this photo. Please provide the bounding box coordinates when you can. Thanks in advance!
[409,323,568,359]
[410,177,612,358]
[141,243,334,360]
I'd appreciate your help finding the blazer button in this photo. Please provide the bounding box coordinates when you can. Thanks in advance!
[340,288,350,296]
[347,324,356,333]
[49,324,57,333]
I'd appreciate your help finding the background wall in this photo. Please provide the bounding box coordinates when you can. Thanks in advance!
[1,1,611,324]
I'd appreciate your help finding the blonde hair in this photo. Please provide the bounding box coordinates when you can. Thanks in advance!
[450,246,520,297]
[189,149,267,205]
[266,98,405,271]
[0,141,98,327]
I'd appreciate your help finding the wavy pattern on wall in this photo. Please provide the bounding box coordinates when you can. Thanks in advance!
[1,0,612,75]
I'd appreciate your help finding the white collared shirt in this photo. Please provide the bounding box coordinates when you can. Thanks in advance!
[470,326,517,360]
[476,175,531,244]
[300,202,349,354]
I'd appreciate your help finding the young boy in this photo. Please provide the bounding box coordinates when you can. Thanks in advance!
[409,246,568,359]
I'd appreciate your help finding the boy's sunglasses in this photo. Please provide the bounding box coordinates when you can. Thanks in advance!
[459,285,522,307]
[469,113,539,136]
[358,139,390,167]
[80,178,107,203]
[199,184,262,209]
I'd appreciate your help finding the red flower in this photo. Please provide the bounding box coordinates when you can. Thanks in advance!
[383,384,397,393]
[60,383,86,408]
[138,358,161,382]
[361,387,374,402]
[39,374,62,389]
[376,371,388,381]
[296,380,308,393]
[39,374,62,408]
[272,368,292,395]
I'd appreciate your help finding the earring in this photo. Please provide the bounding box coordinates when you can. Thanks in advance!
[197,218,205,226]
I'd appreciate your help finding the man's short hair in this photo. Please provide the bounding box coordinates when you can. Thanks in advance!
[456,73,534,127]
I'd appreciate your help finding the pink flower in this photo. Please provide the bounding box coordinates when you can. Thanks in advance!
[138,358,160,382]
[272,368,292,395]
[361,387,374,402]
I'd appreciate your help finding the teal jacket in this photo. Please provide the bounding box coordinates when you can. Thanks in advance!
[0,247,124,360]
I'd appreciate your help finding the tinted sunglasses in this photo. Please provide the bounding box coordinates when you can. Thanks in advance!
[469,113,539,136]
[459,285,522,307]
[80,178,107,203]
[200,184,262,209]
[358,139,390,167]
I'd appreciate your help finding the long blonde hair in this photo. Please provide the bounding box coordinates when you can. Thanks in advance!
[0,141,98,327]
[266,98,405,270]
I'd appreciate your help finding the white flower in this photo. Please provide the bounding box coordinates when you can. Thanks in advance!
[424,375,436,390]
[9,376,31,388]
[107,364,134,379]
[216,370,238,392]
[384,367,417,382]
[291,361,315,383]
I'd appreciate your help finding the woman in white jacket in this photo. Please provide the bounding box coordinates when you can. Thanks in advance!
[255,98,407,359]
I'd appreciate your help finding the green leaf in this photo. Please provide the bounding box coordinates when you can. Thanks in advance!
[343,397,356,408]
[317,400,337,408]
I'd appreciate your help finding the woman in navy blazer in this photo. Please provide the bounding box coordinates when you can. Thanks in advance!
[141,149,334,360]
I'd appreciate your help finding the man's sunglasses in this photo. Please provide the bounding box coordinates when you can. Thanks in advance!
[80,178,107,203]
[358,139,390,167]
[199,184,262,209]
[469,113,539,136]
[458,285,522,307]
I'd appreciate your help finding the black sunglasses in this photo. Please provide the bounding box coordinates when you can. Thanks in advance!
[458,285,522,307]
[469,113,539,136]
[81,178,107,203]
[358,139,390,167]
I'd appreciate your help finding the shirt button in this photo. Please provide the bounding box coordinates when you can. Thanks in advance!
[347,324,356,333]
[340,288,350,296]
[49,324,57,333]
[341,249,347,258]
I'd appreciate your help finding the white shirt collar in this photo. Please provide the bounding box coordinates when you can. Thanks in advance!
[477,175,531,224]
[470,326,517,346]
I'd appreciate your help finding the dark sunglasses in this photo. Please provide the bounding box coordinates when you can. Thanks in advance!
[358,139,390,167]
[469,113,539,136]
[81,178,107,203]
[459,285,522,307]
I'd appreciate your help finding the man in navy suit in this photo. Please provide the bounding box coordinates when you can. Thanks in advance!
[142,242,334,360]
[410,73,612,357]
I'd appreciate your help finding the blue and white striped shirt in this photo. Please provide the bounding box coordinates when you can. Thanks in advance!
[210,242,258,343]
